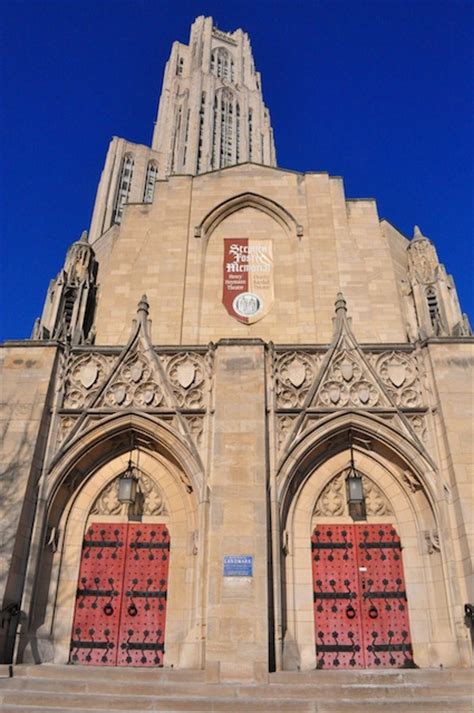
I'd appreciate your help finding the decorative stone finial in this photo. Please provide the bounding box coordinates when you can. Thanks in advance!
[335,292,347,315]
[413,225,425,240]
[79,230,89,243]
[137,295,150,315]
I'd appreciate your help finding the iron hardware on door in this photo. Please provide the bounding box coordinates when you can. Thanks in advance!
[312,524,415,669]
[70,523,170,666]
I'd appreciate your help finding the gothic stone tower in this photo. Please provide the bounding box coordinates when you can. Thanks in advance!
[1,16,472,681]
[89,16,276,241]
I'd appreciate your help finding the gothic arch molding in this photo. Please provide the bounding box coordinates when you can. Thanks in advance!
[277,410,440,527]
[276,410,469,670]
[19,412,206,669]
[196,191,302,241]
[45,411,205,509]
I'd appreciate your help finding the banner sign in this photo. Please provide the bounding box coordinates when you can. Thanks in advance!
[222,238,274,324]
[223,555,253,577]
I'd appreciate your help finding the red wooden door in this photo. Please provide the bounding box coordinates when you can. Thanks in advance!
[312,523,415,669]
[116,524,170,666]
[70,522,170,666]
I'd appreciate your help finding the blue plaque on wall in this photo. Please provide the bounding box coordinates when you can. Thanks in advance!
[223,555,253,577]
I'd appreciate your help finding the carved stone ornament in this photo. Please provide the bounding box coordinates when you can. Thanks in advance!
[374,352,422,408]
[401,469,422,493]
[357,380,379,407]
[314,472,345,517]
[340,358,353,382]
[274,352,320,408]
[63,353,116,409]
[406,414,427,442]
[102,354,165,409]
[408,238,438,285]
[287,358,306,388]
[424,529,440,555]
[165,352,207,409]
[332,350,362,383]
[314,473,393,518]
[386,361,405,388]
[277,414,298,451]
[328,382,344,406]
[183,415,204,447]
[363,477,394,517]
[315,348,383,409]
[80,362,99,389]
[111,384,127,406]
[56,415,79,448]
[90,473,168,517]
[177,363,196,389]
[130,362,143,383]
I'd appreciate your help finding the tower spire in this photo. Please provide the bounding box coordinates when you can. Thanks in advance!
[152,16,277,177]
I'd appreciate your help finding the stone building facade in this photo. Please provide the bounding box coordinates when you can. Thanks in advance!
[1,16,472,679]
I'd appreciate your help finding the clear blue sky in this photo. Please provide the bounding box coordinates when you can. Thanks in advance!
[1,0,472,341]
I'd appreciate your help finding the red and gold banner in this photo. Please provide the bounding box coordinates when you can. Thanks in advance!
[222,238,274,324]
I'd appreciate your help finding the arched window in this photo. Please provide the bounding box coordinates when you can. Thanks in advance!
[183,109,190,166]
[248,109,253,161]
[236,103,240,163]
[211,96,218,169]
[113,153,134,224]
[210,47,234,82]
[220,89,234,168]
[171,107,182,174]
[143,161,158,203]
[426,286,441,333]
[197,92,206,173]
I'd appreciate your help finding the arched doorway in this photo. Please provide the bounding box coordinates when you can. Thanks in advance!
[277,415,468,671]
[19,415,204,670]
[69,468,171,667]
[311,470,415,669]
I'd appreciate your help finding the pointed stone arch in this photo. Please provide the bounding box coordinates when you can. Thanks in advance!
[276,410,469,671]
[46,411,205,506]
[18,411,206,669]
[195,191,302,241]
[277,410,440,524]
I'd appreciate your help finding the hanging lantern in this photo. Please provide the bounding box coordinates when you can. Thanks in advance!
[117,459,138,505]
[346,432,366,520]
[346,467,364,503]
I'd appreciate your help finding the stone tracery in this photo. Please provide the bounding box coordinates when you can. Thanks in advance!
[313,472,394,518]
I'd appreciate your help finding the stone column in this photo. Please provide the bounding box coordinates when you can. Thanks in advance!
[205,340,268,681]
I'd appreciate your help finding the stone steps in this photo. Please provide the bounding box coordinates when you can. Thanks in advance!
[271,667,474,684]
[12,664,206,682]
[0,696,472,713]
[0,665,471,713]
[3,675,471,699]
[10,663,473,684]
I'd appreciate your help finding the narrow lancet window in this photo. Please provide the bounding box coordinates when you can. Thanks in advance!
[248,109,253,161]
[143,161,157,203]
[183,109,190,166]
[211,96,218,169]
[220,89,234,168]
[211,48,234,82]
[113,153,134,224]
[197,92,206,172]
[236,103,240,163]
[426,286,442,333]
[171,107,182,174]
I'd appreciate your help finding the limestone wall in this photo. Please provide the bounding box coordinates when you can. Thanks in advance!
[92,164,410,346]
[427,341,474,607]
[0,343,57,660]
